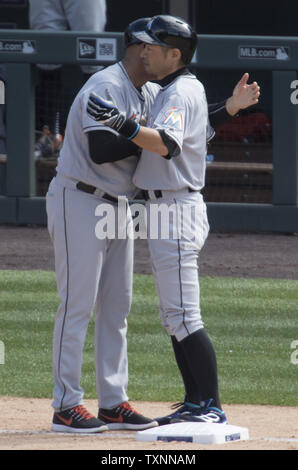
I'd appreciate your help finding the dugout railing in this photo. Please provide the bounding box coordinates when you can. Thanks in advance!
[0,29,298,232]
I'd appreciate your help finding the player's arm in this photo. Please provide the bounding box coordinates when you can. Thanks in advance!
[208,101,229,128]
[129,126,169,156]
[87,130,141,164]
[87,92,177,158]
[209,73,260,128]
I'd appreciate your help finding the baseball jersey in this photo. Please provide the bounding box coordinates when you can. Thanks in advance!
[133,73,208,191]
[56,62,159,198]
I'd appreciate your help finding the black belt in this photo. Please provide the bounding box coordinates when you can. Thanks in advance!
[76,181,118,203]
[142,188,196,201]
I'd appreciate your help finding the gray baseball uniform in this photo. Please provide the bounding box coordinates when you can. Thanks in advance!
[133,71,210,341]
[46,62,158,411]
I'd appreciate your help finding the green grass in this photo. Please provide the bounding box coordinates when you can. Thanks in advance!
[0,270,297,406]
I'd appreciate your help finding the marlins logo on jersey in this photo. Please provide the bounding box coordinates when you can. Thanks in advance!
[149,106,184,130]
[162,107,183,129]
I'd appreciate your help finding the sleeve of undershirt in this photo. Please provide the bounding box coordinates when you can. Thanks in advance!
[88,130,141,164]
[208,100,235,128]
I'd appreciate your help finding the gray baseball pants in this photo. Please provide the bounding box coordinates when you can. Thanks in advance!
[146,190,209,342]
[46,175,133,411]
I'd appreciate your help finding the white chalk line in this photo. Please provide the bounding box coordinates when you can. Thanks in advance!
[0,429,136,438]
[0,429,297,444]
[263,437,298,443]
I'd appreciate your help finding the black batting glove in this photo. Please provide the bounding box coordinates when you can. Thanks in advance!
[87,90,140,141]
[87,91,126,131]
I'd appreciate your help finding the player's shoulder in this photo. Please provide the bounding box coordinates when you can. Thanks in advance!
[85,63,124,90]
[79,63,125,102]
[143,81,160,95]
[163,73,205,103]
[93,62,123,80]
[175,72,205,93]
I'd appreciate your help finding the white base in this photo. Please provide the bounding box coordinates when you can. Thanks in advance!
[136,422,249,445]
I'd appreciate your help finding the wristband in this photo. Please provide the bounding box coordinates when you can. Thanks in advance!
[118,119,140,140]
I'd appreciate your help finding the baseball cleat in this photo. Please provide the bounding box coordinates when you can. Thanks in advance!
[155,401,202,426]
[52,404,108,433]
[98,401,158,430]
[188,407,227,424]
[182,399,228,424]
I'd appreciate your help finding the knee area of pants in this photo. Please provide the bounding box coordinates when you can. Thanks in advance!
[165,319,204,342]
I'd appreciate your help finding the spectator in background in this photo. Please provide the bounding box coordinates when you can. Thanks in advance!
[28,0,107,150]
[28,0,107,76]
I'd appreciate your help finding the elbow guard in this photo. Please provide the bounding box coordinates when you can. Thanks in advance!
[158,129,180,160]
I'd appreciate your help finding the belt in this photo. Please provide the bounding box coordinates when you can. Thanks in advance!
[142,188,196,201]
[76,181,118,203]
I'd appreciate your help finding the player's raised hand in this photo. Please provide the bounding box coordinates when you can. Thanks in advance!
[233,73,260,108]
[226,73,261,116]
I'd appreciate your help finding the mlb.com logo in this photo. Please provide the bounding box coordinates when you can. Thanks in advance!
[79,39,96,59]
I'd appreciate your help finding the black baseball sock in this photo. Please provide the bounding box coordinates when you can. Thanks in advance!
[171,336,194,402]
[179,328,222,410]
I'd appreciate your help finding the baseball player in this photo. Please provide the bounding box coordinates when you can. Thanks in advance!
[87,15,261,427]
[46,17,160,433]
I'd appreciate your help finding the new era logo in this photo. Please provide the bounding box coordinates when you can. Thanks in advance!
[80,41,96,57]
[78,39,96,59]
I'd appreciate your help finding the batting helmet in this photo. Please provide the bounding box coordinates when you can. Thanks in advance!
[133,15,197,65]
[124,17,152,48]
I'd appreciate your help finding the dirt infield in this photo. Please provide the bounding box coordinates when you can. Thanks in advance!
[0,225,297,451]
[1,225,298,280]
[0,398,297,451]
